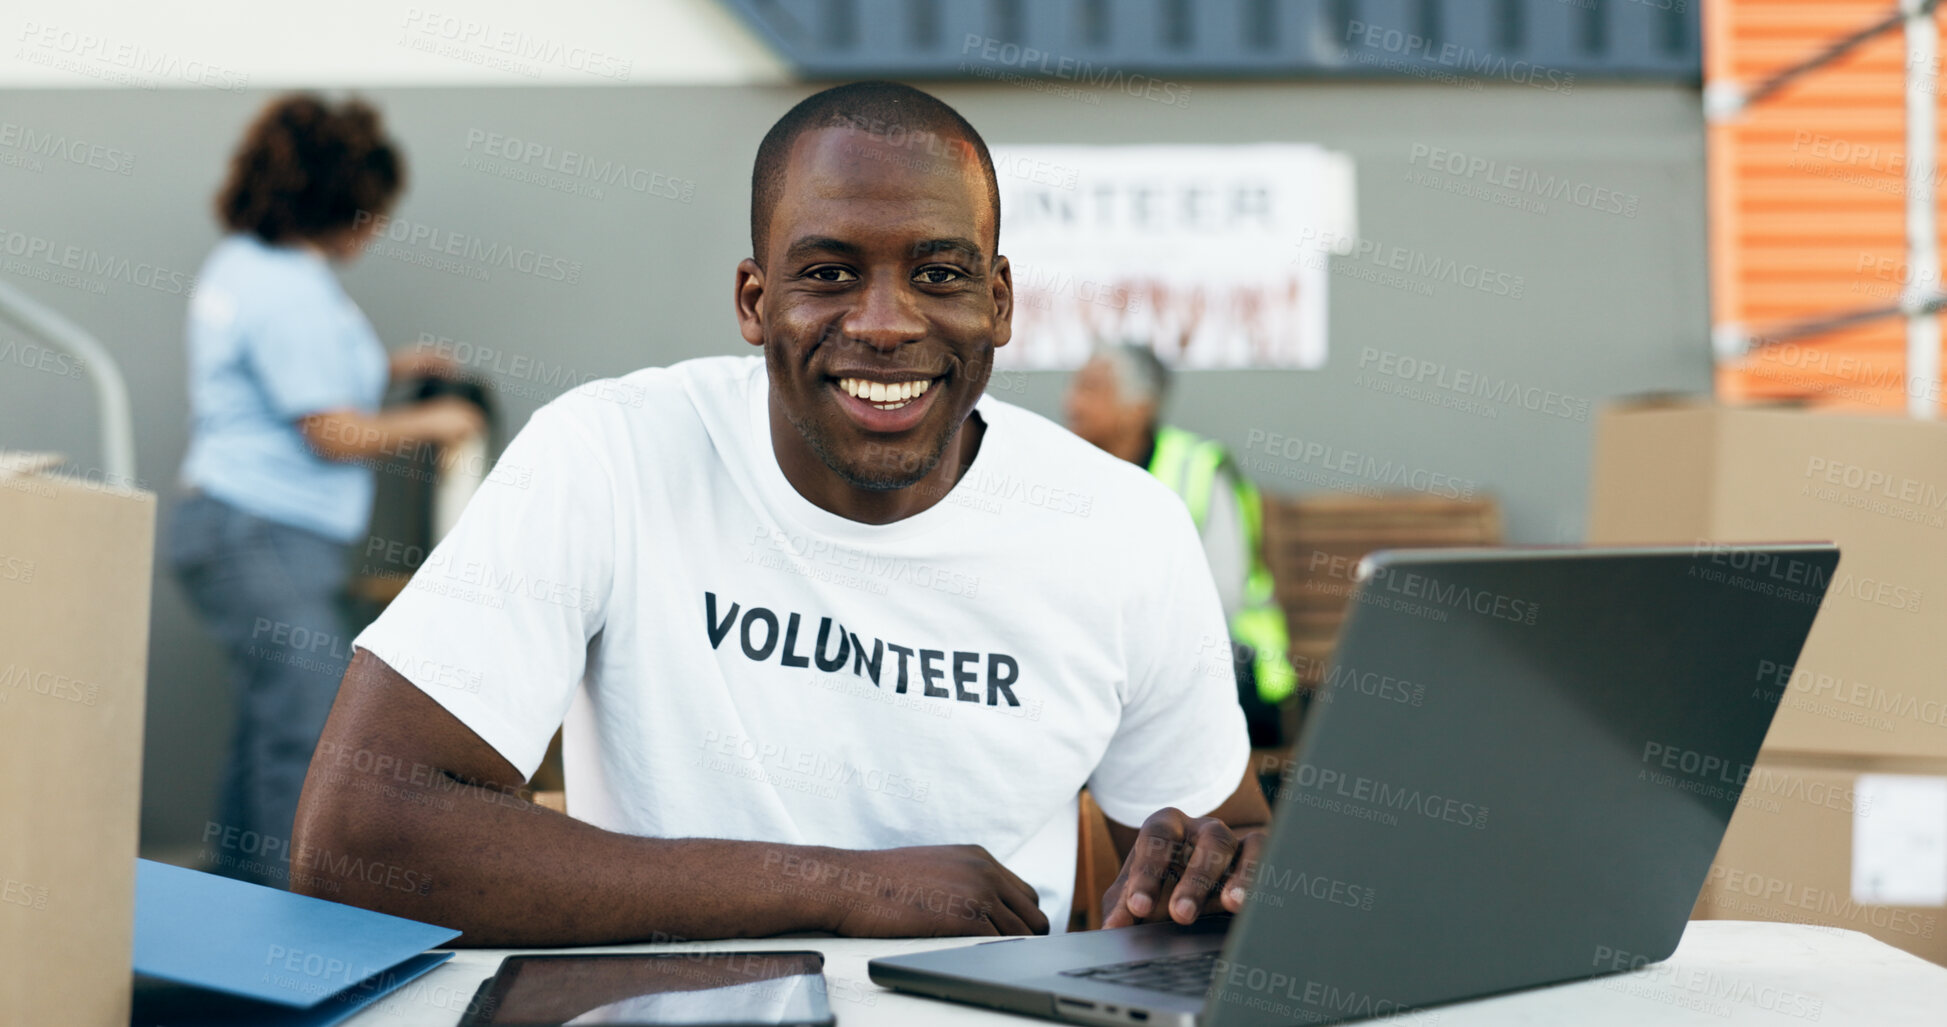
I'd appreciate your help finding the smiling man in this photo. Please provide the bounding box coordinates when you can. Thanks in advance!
[292,82,1268,944]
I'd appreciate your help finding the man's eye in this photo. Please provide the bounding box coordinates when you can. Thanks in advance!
[806,266,858,283]
[915,266,965,285]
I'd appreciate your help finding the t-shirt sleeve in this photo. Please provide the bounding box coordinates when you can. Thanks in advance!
[1086,499,1253,828]
[353,401,616,779]
[246,281,382,420]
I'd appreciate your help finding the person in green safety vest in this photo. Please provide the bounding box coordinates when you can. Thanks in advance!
[1063,343,1296,747]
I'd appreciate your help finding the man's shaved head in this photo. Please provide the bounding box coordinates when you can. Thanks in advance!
[749,80,1000,263]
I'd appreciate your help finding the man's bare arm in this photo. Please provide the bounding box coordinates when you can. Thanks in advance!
[291,649,1049,945]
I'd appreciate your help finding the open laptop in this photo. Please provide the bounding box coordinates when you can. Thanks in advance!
[870,544,1840,1026]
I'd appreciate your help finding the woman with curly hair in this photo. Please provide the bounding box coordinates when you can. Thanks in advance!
[168,95,482,885]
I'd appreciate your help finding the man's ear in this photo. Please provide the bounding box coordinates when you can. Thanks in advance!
[735,258,765,347]
[990,254,1013,349]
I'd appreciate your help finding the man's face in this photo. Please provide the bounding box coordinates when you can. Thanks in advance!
[738,125,1011,491]
[1064,356,1146,455]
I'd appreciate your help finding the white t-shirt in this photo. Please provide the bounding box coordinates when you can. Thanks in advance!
[354,355,1248,930]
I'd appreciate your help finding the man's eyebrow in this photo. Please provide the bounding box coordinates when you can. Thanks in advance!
[781,235,988,265]
[781,236,861,264]
[910,237,986,263]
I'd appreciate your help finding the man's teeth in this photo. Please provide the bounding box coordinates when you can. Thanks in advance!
[838,377,934,409]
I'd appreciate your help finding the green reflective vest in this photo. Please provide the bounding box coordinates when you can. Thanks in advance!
[1146,425,1296,704]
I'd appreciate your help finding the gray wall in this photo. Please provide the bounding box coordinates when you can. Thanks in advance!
[0,82,1708,853]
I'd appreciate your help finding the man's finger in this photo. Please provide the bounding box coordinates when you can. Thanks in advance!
[1167,819,1237,924]
[981,846,1037,899]
[995,874,1049,935]
[979,851,1050,935]
[1100,876,1135,929]
[982,894,1034,937]
[1004,873,1051,935]
[1118,814,1188,923]
[1022,895,1052,935]
[1222,830,1268,913]
[962,912,1001,938]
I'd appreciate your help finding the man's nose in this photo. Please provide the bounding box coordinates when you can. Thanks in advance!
[841,272,927,352]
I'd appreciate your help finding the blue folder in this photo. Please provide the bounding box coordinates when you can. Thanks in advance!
[133,859,464,1027]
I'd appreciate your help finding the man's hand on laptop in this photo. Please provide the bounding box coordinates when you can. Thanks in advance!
[825,843,1052,937]
[1101,807,1266,929]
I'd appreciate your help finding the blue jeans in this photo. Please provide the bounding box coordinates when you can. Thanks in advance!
[167,491,353,888]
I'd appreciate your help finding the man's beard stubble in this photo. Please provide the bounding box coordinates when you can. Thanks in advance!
[782,391,956,492]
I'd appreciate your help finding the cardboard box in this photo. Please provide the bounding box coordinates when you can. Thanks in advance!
[0,455,155,1025]
[1694,758,1947,967]
[1587,403,1947,759]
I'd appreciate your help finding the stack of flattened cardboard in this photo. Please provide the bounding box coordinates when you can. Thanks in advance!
[0,453,155,1024]
[1262,492,1502,693]
[1588,402,1947,967]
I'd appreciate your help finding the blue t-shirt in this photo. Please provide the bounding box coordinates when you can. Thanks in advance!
[179,235,388,543]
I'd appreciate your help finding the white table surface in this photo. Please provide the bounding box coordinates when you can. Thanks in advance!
[343,920,1947,1026]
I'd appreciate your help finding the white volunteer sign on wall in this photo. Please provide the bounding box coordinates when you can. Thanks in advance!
[990,143,1357,370]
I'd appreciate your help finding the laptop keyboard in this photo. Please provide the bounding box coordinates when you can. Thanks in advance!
[1060,949,1220,997]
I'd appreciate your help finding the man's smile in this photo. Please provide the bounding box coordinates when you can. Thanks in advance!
[827,371,947,432]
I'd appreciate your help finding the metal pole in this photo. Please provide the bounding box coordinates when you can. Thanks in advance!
[1906,0,1941,418]
[1733,8,1907,113]
[1748,294,1947,348]
[0,280,136,487]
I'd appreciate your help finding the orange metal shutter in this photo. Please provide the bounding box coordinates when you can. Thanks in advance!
[1710,0,1945,411]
